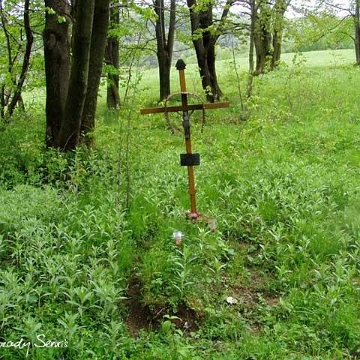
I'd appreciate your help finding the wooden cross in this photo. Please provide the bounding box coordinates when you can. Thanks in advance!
[140,59,230,219]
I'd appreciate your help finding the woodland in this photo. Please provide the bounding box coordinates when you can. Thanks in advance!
[0,0,360,359]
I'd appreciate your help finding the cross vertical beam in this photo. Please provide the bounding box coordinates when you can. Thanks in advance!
[140,59,230,219]
[176,60,198,216]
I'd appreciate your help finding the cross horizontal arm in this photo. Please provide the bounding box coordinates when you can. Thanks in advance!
[140,101,230,115]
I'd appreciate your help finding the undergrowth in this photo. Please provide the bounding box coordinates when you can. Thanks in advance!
[0,57,359,359]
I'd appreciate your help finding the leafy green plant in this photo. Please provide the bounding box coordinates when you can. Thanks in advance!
[168,245,198,301]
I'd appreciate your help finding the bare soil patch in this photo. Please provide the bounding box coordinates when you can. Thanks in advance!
[124,276,201,337]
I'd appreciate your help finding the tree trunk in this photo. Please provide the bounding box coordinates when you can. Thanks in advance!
[355,0,360,65]
[55,0,95,151]
[270,0,287,70]
[81,0,110,145]
[246,0,256,98]
[5,0,33,120]
[271,31,281,69]
[43,0,71,147]
[154,0,176,101]
[254,3,272,75]
[106,2,120,109]
[254,32,271,74]
[186,0,222,102]
[43,0,110,151]
[207,42,223,99]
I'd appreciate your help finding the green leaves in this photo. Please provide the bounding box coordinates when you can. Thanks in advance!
[44,7,56,15]
[57,15,66,23]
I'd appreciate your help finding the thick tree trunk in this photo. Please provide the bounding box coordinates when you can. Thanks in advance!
[207,41,222,99]
[192,35,211,96]
[55,0,95,151]
[254,31,272,74]
[154,0,175,101]
[81,0,110,144]
[158,53,171,100]
[106,38,121,109]
[43,0,71,147]
[270,0,287,70]
[106,2,120,109]
[43,0,111,151]
[271,31,281,69]
[187,0,222,102]
[254,2,273,75]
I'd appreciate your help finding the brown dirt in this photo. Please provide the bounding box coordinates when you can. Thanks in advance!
[124,277,200,337]
[124,276,155,336]
[171,302,200,333]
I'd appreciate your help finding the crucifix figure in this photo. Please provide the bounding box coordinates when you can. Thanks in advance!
[140,59,230,220]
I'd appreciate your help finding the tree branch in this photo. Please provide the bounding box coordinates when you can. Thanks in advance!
[6,0,34,119]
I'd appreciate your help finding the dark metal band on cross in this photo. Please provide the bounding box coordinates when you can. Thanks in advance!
[140,59,230,219]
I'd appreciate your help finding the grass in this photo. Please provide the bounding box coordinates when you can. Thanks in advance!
[138,48,356,102]
[0,49,360,359]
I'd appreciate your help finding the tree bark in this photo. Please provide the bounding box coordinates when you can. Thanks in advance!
[55,0,95,150]
[355,0,360,64]
[154,0,176,101]
[270,0,287,70]
[254,2,272,75]
[207,39,223,99]
[5,0,33,119]
[81,0,110,144]
[106,1,120,109]
[246,0,256,98]
[186,0,222,102]
[44,0,111,151]
[43,0,71,147]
